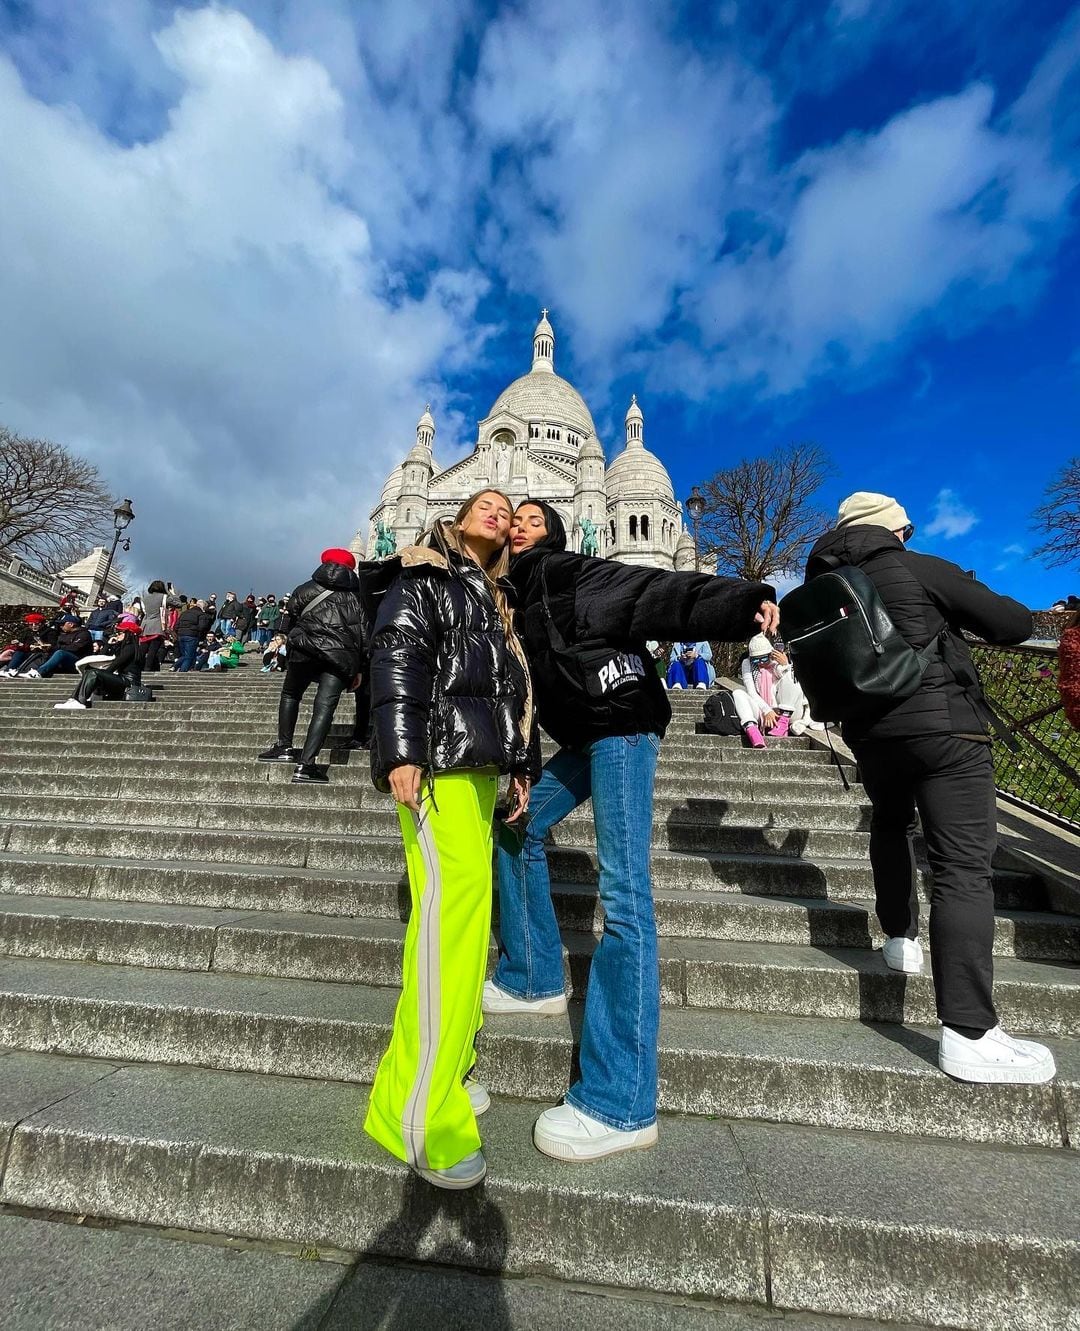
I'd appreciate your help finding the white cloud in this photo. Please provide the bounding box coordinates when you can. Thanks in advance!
[924,489,980,539]
[0,7,483,592]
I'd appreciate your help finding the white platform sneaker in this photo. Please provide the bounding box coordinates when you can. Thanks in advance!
[533,1103,658,1162]
[482,980,567,1017]
[882,937,924,974]
[53,698,88,711]
[939,1025,1056,1084]
[464,1075,490,1116]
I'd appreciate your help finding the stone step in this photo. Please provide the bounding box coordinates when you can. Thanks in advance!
[0,794,873,858]
[0,959,1076,1147]
[0,748,854,799]
[0,890,1071,1036]
[1,1055,1078,1331]
[0,772,875,830]
[0,854,1067,959]
[0,823,1045,908]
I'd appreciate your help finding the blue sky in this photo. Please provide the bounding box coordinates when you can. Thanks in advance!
[0,0,1077,604]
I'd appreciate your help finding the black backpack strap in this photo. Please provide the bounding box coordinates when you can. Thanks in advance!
[539,561,572,653]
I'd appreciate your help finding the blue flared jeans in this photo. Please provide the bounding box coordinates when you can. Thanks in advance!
[494,732,660,1131]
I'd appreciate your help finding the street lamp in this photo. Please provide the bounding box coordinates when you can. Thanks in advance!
[686,485,706,572]
[97,498,135,599]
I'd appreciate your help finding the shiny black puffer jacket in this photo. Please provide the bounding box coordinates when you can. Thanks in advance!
[285,560,368,679]
[369,547,532,787]
[805,525,1032,742]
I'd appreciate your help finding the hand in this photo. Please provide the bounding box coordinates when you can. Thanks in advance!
[504,775,531,824]
[762,710,778,730]
[755,601,780,635]
[347,674,361,692]
[771,650,789,666]
[389,764,422,812]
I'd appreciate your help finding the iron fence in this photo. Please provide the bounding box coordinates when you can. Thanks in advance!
[970,641,1078,828]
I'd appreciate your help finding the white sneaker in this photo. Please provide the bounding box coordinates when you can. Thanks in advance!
[25,669,41,679]
[482,979,567,1017]
[695,682,708,689]
[882,937,924,974]
[533,1103,658,1162]
[414,1149,487,1191]
[670,682,684,690]
[464,1075,490,1116]
[940,1024,1056,1084]
[53,698,87,711]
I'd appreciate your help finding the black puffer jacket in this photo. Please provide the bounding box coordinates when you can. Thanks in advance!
[510,547,774,748]
[369,546,532,787]
[805,525,1032,742]
[286,561,368,678]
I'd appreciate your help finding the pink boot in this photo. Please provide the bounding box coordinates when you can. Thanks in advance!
[769,713,791,738]
[744,723,767,749]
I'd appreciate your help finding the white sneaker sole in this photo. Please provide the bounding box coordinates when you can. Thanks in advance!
[882,953,924,975]
[466,1083,490,1116]
[482,987,567,1017]
[413,1160,488,1190]
[534,1121,658,1163]
[939,1050,1057,1085]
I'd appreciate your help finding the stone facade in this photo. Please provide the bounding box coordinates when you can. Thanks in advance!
[357,312,695,570]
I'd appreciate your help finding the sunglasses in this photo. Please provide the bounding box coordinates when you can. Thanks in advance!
[900,523,915,542]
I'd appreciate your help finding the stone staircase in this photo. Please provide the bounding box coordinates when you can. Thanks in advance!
[0,671,1077,1330]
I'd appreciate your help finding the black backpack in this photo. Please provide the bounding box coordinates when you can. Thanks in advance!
[700,688,743,736]
[779,560,940,725]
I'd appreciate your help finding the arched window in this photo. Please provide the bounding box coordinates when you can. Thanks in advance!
[629,515,638,540]
[641,514,650,540]
[609,520,616,545]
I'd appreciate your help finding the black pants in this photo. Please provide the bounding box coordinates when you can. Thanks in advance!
[142,637,167,672]
[853,733,998,1032]
[353,676,371,744]
[74,667,128,706]
[277,657,347,764]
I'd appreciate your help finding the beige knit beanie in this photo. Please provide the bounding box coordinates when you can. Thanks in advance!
[837,491,910,532]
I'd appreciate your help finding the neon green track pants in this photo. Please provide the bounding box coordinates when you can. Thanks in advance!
[364,769,498,1171]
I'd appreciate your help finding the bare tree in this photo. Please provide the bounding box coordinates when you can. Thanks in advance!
[695,442,834,582]
[0,426,114,571]
[1032,457,1080,570]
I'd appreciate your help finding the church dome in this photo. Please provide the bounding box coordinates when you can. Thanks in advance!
[484,309,597,440]
[488,372,596,439]
[379,464,403,505]
[606,394,674,502]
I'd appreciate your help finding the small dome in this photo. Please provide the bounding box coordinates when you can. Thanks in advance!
[417,403,435,433]
[577,433,604,460]
[379,464,403,505]
[534,310,554,340]
[676,528,694,552]
[606,445,675,503]
[625,394,643,425]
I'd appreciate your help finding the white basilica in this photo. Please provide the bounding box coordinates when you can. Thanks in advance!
[356,312,697,571]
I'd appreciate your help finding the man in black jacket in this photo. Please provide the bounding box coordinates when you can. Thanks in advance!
[173,599,214,672]
[257,548,368,783]
[806,491,1054,1085]
[32,616,92,678]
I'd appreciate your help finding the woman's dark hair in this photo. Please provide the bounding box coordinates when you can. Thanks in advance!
[147,580,166,594]
[514,499,567,554]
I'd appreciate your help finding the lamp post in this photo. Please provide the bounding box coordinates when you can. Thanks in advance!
[97,498,135,600]
[686,485,706,573]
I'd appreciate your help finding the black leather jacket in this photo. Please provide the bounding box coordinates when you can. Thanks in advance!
[286,561,368,678]
[369,546,532,788]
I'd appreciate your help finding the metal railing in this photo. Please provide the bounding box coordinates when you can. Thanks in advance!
[970,642,1078,828]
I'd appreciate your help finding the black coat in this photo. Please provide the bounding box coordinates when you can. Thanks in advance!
[217,598,239,621]
[57,626,93,658]
[175,607,213,638]
[509,548,775,748]
[87,600,122,632]
[286,561,368,679]
[369,547,532,787]
[233,602,258,633]
[94,633,141,681]
[805,525,1032,742]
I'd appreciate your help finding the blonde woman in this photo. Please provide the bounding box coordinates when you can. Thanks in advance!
[364,490,534,1190]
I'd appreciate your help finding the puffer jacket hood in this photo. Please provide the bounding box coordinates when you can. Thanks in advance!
[368,545,533,787]
[284,559,369,678]
[806,524,1032,741]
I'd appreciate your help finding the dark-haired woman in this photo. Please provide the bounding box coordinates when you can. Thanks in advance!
[364,490,534,1191]
[486,500,777,1162]
[141,580,177,673]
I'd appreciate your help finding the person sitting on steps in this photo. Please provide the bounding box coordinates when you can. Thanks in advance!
[731,633,809,747]
[665,640,713,690]
[53,615,143,710]
[257,548,368,783]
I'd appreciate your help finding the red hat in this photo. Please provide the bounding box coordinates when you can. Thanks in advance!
[117,615,141,632]
[321,548,356,569]
[24,613,47,624]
